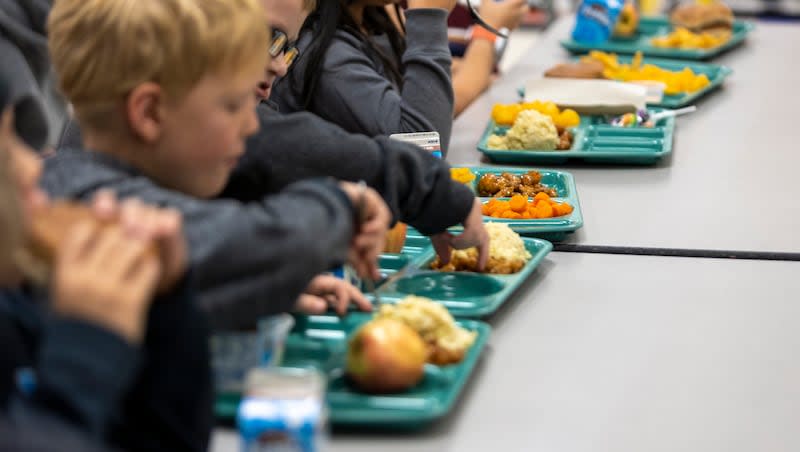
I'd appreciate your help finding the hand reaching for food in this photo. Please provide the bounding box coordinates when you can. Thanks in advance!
[338,181,391,280]
[52,193,184,344]
[295,274,372,316]
[430,198,489,271]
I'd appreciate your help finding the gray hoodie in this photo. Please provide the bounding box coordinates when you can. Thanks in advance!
[40,149,355,330]
[273,8,454,155]
[58,103,475,236]
[0,0,66,149]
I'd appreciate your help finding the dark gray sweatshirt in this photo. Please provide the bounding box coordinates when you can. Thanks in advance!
[39,149,356,330]
[223,103,474,235]
[273,8,455,155]
[58,103,475,236]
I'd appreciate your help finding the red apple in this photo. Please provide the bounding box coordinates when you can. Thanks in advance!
[346,318,427,393]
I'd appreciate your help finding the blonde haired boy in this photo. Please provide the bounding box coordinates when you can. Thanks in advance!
[46,0,387,323]
[43,0,389,449]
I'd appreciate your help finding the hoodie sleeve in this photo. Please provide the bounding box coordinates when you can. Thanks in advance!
[0,416,111,452]
[179,179,355,329]
[2,307,139,447]
[274,8,454,155]
[14,318,141,438]
[223,106,474,236]
[40,154,355,330]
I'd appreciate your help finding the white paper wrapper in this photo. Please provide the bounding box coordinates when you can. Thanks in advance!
[523,78,648,115]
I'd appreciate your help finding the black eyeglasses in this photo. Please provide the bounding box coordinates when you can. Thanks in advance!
[269,29,299,67]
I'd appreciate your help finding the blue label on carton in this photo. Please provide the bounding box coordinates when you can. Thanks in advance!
[571,0,622,43]
[239,398,323,452]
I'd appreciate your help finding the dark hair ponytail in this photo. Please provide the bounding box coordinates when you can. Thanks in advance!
[285,1,407,110]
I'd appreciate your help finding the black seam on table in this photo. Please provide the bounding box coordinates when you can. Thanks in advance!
[552,244,800,262]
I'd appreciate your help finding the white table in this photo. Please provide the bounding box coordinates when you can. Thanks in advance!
[211,17,800,452]
[213,252,800,452]
[449,18,800,254]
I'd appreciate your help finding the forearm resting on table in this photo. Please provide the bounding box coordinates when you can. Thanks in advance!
[452,39,495,117]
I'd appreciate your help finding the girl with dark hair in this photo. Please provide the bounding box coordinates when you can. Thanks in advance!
[272,0,459,155]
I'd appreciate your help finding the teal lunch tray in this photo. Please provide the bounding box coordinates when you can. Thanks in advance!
[214,312,491,428]
[478,111,675,165]
[560,17,754,60]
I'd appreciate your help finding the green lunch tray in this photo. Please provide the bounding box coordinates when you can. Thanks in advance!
[560,17,754,60]
[478,110,675,165]
[520,57,732,109]
[604,56,731,108]
[368,236,552,318]
[400,231,431,257]
[214,312,492,428]
[453,167,583,240]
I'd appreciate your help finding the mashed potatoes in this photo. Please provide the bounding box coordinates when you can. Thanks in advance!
[376,296,477,365]
[432,223,532,274]
[487,110,559,151]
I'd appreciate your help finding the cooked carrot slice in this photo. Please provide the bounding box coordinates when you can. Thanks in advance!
[533,192,551,202]
[509,195,528,213]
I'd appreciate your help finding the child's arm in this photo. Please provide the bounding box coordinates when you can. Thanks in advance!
[41,150,389,329]
[10,196,181,439]
[290,8,454,154]
[225,107,475,237]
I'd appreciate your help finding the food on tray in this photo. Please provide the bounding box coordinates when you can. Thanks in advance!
[482,193,573,220]
[477,171,558,198]
[651,27,730,49]
[613,1,639,37]
[431,223,532,275]
[450,167,476,185]
[383,222,407,254]
[491,101,581,129]
[670,2,734,34]
[375,296,478,365]
[346,318,428,393]
[611,110,653,127]
[610,105,696,128]
[490,110,559,151]
[488,111,575,152]
[583,51,710,95]
[544,60,605,79]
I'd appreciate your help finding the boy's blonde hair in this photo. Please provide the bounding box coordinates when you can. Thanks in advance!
[48,0,269,130]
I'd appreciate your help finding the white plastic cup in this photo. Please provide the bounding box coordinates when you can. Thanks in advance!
[210,313,295,394]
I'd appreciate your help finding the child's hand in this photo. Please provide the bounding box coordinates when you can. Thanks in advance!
[480,0,529,31]
[295,274,372,315]
[52,193,188,344]
[53,219,160,344]
[407,0,458,13]
[338,182,390,280]
[430,198,489,271]
[91,191,188,293]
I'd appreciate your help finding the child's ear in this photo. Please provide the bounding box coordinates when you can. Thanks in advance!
[126,83,163,143]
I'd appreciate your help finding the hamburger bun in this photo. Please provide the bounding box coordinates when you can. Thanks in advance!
[670,2,734,33]
[26,201,159,275]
